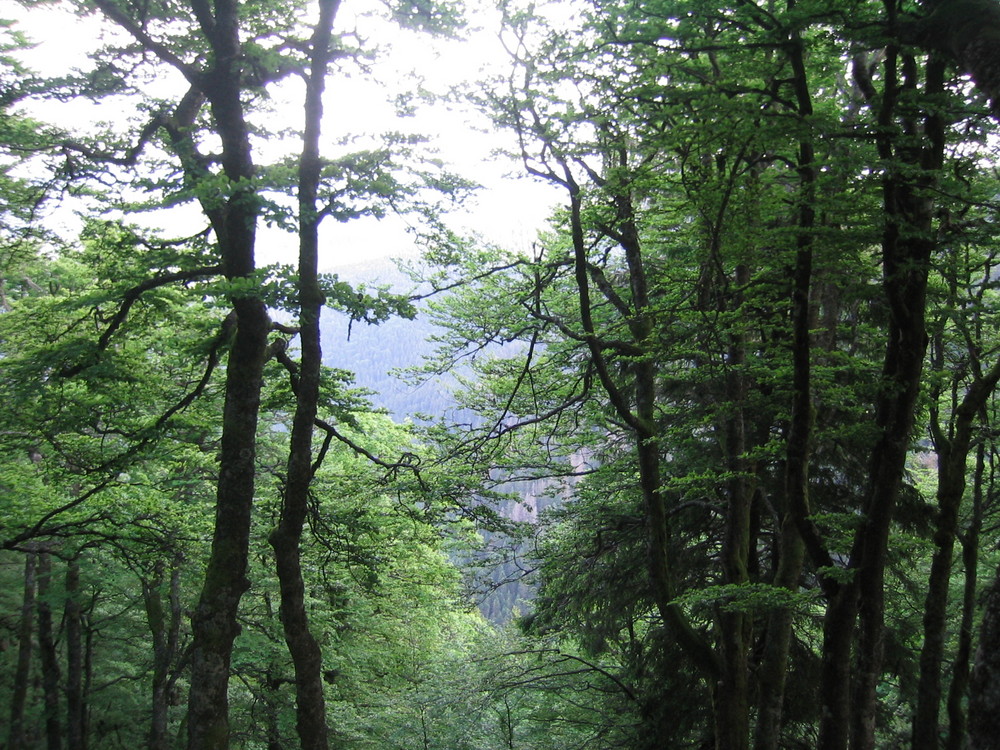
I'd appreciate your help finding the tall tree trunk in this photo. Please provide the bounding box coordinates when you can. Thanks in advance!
[187,297,269,750]
[564,169,720,685]
[716,263,753,750]
[753,25,815,747]
[754,512,804,750]
[268,1,340,748]
[752,201,810,746]
[813,41,944,750]
[914,359,1000,748]
[848,51,944,750]
[913,438,967,749]
[818,588,858,750]
[185,1,268,747]
[8,551,37,750]
[65,558,85,750]
[970,569,1000,749]
[946,444,986,750]
[146,559,169,750]
[37,551,63,750]
[146,554,182,750]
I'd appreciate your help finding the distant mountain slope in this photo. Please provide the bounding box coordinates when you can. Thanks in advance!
[321,255,556,624]
[320,256,452,420]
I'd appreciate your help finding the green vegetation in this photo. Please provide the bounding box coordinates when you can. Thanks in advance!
[4,0,1000,749]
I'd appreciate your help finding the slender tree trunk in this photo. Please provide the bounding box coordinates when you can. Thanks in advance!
[716,263,753,750]
[912,454,961,750]
[564,170,720,685]
[970,569,1000,749]
[848,51,944,750]
[83,616,93,745]
[146,559,169,750]
[946,444,986,750]
[813,42,943,750]
[754,27,815,746]
[65,558,84,750]
[268,2,341,748]
[263,668,286,750]
[8,551,37,750]
[37,551,63,750]
[754,513,804,750]
[914,356,1000,748]
[146,555,182,750]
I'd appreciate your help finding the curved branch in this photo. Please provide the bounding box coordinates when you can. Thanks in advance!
[91,0,203,87]
[3,313,233,549]
[59,265,222,378]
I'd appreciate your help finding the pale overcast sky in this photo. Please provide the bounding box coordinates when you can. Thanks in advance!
[8,0,560,267]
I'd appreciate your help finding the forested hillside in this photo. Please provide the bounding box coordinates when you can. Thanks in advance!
[5,0,1000,748]
[319,257,547,622]
[319,257,455,420]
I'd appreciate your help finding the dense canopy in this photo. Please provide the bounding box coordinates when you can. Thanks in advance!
[3,0,1000,749]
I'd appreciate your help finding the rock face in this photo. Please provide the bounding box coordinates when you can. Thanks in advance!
[322,256,558,624]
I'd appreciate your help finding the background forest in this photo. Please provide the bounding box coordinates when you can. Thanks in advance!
[4,0,1000,749]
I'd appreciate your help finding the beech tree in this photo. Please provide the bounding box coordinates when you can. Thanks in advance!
[3,0,465,747]
[9,0,1000,748]
[419,0,1000,748]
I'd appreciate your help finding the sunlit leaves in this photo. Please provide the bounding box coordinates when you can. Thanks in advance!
[389,0,465,36]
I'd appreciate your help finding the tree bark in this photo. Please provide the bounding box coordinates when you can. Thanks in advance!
[37,551,63,750]
[716,263,753,750]
[818,587,858,750]
[8,551,37,750]
[753,25,815,748]
[65,558,85,750]
[146,559,169,750]
[811,39,943,750]
[970,570,1000,749]
[187,297,269,750]
[913,440,963,750]
[848,50,944,750]
[268,2,341,748]
[146,554,183,750]
[946,444,985,750]
[563,165,721,685]
[914,355,1000,749]
[754,512,804,750]
[183,2,269,747]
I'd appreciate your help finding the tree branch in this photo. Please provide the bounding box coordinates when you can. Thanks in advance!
[91,0,203,87]
[59,265,222,378]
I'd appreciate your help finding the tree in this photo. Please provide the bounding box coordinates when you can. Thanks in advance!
[9,0,1000,746]
[6,551,37,750]
[418,1,1000,748]
[265,2,341,746]
[911,195,1000,748]
[4,0,468,746]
